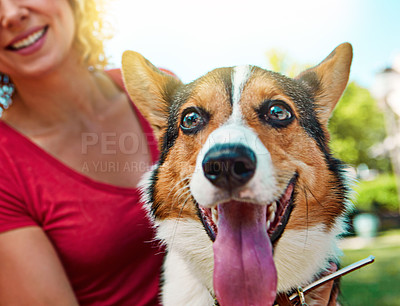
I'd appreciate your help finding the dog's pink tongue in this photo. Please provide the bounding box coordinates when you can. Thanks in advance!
[213,201,277,306]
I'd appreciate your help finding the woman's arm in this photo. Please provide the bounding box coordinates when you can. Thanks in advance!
[0,227,79,305]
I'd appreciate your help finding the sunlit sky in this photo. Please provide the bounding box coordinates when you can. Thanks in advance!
[105,0,400,88]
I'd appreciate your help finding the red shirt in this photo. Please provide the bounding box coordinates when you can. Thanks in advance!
[0,70,163,305]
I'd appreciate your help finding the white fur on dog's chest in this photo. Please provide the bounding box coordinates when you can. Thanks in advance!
[156,219,214,305]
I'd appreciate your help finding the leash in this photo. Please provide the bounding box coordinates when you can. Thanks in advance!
[277,255,375,306]
[212,255,375,306]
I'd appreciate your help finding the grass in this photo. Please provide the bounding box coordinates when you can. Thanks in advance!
[340,229,400,305]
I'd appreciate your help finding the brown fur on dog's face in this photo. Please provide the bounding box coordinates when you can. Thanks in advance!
[122,44,352,232]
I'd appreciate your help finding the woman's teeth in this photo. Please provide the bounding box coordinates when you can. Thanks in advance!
[10,28,46,50]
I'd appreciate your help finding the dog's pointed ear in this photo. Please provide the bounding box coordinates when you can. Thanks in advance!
[296,43,353,125]
[122,51,182,139]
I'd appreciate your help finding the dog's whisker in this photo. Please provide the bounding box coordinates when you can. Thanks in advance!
[304,183,325,208]
[170,186,191,214]
[166,188,192,250]
[302,184,310,251]
[173,184,191,201]
[168,193,194,250]
[167,176,192,202]
[166,176,192,213]
[158,175,193,250]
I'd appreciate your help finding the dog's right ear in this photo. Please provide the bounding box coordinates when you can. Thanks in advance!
[295,43,353,126]
[122,51,182,139]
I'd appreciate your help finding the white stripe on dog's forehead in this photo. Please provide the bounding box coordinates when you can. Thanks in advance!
[228,65,252,124]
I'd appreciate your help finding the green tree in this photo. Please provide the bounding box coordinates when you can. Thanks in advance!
[329,82,390,172]
[266,49,306,78]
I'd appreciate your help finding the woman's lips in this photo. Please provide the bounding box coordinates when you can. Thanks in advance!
[6,26,48,56]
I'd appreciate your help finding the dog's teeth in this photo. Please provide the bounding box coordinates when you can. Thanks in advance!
[212,207,218,224]
[266,220,271,230]
[269,211,276,223]
[267,202,277,223]
[273,201,277,211]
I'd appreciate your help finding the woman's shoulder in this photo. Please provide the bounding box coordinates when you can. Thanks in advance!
[0,121,35,157]
[0,122,37,188]
[105,68,124,88]
[0,122,52,187]
[0,122,24,159]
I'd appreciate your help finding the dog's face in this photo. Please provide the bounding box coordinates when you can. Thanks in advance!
[122,43,352,305]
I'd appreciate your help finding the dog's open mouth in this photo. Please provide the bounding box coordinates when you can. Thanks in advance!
[198,176,296,244]
[196,177,296,305]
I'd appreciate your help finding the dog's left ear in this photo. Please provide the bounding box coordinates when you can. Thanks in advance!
[121,51,182,139]
[296,43,353,125]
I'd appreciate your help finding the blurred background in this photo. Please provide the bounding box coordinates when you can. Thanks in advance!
[104,0,400,304]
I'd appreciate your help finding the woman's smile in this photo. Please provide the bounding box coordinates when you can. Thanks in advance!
[6,25,48,56]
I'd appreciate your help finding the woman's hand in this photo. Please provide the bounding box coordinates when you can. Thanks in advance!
[304,263,339,306]
[275,263,339,306]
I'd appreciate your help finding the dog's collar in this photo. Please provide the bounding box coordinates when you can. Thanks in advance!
[212,256,374,306]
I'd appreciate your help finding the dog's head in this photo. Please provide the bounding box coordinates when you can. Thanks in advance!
[122,43,352,305]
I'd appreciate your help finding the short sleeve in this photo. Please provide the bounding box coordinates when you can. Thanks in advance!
[0,146,37,234]
[0,184,37,233]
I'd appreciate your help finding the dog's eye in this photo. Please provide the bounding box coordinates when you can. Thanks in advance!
[268,105,292,121]
[180,107,209,134]
[258,100,295,127]
[182,112,202,128]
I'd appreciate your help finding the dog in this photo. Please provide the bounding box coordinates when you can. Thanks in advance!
[121,43,352,306]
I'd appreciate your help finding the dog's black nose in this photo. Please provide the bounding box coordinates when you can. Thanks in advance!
[202,144,257,190]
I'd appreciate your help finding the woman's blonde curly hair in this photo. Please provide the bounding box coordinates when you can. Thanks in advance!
[69,0,112,69]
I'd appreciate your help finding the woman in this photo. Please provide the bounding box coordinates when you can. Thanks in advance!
[0,0,163,305]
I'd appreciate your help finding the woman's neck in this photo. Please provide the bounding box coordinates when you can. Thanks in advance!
[4,54,118,129]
